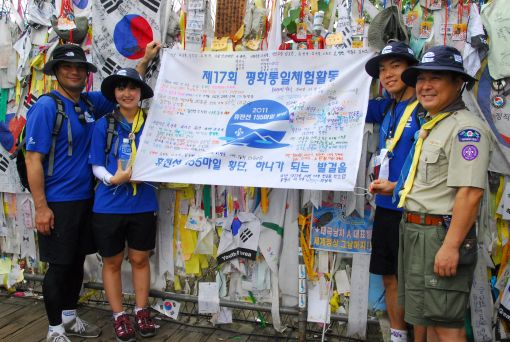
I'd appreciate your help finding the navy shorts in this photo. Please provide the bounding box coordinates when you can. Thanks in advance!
[38,199,96,265]
[92,212,157,257]
[369,206,402,275]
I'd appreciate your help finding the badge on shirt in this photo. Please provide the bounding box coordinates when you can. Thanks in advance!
[458,129,481,143]
[84,111,95,123]
[462,145,479,161]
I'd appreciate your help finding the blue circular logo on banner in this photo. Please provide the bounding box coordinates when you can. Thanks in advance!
[222,100,290,149]
[113,14,153,60]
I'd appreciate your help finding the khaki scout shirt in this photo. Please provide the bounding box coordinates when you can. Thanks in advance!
[404,109,492,215]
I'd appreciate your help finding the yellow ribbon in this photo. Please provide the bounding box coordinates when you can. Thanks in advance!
[298,214,317,280]
[260,188,269,214]
[128,108,145,195]
[398,112,450,208]
[387,100,419,153]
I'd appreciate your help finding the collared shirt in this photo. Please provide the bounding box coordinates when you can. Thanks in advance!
[404,109,492,214]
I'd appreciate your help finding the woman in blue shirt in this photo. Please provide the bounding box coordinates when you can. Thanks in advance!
[89,68,158,342]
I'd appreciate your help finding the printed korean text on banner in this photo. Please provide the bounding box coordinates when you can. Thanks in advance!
[310,206,373,253]
[133,49,374,190]
[92,0,164,83]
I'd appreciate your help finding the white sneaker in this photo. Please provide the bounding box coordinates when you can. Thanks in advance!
[46,331,71,342]
[63,316,101,338]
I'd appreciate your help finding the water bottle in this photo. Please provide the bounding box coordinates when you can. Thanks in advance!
[118,138,132,170]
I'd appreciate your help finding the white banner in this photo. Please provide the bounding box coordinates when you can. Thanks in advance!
[133,49,374,190]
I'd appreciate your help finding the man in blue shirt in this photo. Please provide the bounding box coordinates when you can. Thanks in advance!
[365,41,420,342]
[24,43,158,342]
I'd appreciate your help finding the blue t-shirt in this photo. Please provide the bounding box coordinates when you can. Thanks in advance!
[366,98,421,211]
[89,114,158,214]
[25,91,114,202]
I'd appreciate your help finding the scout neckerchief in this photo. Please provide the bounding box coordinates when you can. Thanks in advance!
[377,99,419,180]
[386,99,419,152]
[119,107,144,196]
[397,111,451,208]
[392,98,467,205]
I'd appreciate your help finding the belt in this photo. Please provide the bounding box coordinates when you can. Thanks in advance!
[405,212,445,226]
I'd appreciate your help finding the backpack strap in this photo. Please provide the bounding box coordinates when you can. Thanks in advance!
[42,93,69,177]
[80,94,96,118]
[104,112,119,166]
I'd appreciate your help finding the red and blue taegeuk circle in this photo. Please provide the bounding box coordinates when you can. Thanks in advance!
[113,14,153,60]
[72,0,88,9]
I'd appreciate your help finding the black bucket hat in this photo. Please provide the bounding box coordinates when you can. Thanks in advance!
[101,68,154,103]
[365,41,418,79]
[401,45,477,87]
[43,44,97,75]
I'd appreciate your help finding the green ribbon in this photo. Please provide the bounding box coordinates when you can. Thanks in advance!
[203,185,211,219]
[262,222,284,236]
[0,89,8,123]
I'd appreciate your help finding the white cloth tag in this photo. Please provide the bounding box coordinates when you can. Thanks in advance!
[335,269,351,295]
[470,249,494,342]
[156,189,175,282]
[213,307,233,324]
[347,254,370,339]
[307,279,331,323]
[185,205,206,231]
[377,148,390,180]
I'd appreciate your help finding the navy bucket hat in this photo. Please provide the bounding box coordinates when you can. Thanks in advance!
[365,41,418,79]
[43,44,98,75]
[401,45,477,87]
[101,68,154,103]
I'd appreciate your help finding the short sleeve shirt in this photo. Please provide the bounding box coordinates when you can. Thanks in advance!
[25,91,114,202]
[89,114,158,214]
[404,109,492,215]
[366,98,421,211]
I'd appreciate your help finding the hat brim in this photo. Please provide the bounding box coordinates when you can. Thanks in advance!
[101,74,154,103]
[43,59,98,75]
[401,65,477,87]
[365,53,419,79]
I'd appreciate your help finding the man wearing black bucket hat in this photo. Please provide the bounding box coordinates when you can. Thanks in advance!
[24,42,160,342]
[365,40,420,342]
[89,67,158,341]
[395,46,493,341]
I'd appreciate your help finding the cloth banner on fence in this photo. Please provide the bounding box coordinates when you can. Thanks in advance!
[91,0,165,84]
[133,49,374,190]
[310,206,373,253]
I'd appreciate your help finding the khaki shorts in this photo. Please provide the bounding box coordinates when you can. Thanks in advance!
[397,221,475,328]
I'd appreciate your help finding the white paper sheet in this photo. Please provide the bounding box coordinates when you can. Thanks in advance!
[198,282,220,314]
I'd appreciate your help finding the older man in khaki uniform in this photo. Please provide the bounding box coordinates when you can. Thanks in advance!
[395,46,493,342]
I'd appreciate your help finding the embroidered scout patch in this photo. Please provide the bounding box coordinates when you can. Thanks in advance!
[462,145,479,161]
[458,129,481,142]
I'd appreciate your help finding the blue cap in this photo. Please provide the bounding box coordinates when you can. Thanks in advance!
[401,45,477,87]
[365,41,418,79]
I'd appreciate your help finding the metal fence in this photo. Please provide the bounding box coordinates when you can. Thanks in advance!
[21,273,383,341]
